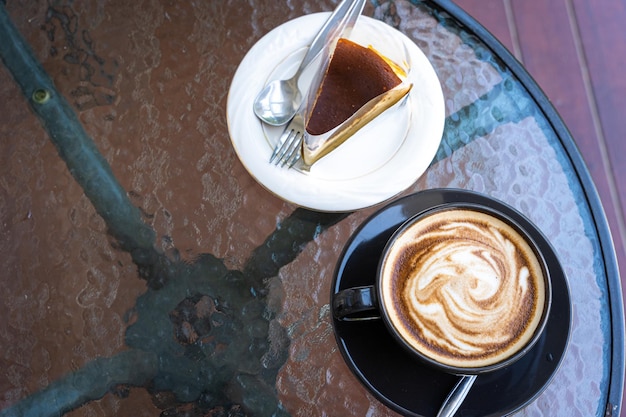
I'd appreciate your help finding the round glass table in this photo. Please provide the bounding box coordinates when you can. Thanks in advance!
[0,0,622,416]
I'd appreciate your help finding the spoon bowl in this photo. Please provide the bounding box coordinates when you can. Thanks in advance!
[253,72,303,126]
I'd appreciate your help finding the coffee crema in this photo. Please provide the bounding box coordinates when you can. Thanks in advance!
[380,208,546,369]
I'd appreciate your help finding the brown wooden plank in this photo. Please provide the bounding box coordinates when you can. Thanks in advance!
[572,0,626,244]
[510,1,595,152]
[451,0,515,53]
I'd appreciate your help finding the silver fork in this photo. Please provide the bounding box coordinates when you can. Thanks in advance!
[269,111,304,168]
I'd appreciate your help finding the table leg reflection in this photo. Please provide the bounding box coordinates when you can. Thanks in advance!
[0,5,347,416]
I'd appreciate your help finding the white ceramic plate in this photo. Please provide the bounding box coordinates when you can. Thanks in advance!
[227,13,444,212]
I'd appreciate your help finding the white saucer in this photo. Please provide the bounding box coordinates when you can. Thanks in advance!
[227,13,444,212]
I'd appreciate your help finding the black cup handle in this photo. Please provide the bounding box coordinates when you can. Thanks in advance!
[332,285,381,321]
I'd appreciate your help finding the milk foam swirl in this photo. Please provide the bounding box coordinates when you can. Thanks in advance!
[382,209,546,368]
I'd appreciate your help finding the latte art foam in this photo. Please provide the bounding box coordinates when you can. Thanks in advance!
[381,208,546,369]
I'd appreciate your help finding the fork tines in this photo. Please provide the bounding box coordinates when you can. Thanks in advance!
[270,116,304,168]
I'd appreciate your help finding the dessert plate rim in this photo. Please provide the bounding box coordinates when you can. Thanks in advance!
[227,13,445,212]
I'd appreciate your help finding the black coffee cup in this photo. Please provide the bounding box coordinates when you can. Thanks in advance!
[332,203,552,416]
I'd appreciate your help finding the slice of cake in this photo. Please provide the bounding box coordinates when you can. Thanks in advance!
[302,38,412,166]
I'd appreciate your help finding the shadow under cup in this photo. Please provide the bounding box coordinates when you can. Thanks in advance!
[332,203,552,415]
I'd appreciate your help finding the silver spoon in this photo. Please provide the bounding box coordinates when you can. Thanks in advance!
[253,0,365,126]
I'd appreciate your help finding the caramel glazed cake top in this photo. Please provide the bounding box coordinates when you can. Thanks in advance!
[302,38,412,166]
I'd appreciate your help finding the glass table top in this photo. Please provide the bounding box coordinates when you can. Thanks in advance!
[0,0,622,416]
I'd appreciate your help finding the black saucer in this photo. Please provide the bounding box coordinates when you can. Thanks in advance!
[331,189,571,417]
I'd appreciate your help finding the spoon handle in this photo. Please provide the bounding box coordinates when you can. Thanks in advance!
[297,0,366,74]
[436,375,478,417]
